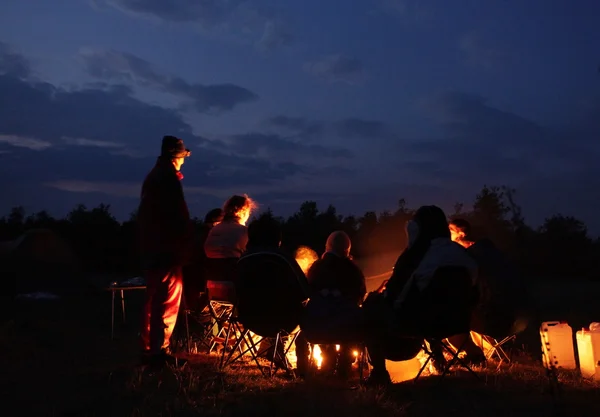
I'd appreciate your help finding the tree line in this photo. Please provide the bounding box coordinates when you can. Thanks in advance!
[0,185,597,282]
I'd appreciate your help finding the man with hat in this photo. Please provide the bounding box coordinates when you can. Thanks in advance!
[137,135,193,368]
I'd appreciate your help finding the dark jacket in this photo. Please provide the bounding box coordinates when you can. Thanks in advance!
[307,252,367,306]
[137,157,192,268]
[467,238,532,326]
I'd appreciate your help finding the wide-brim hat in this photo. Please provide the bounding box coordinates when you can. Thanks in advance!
[161,135,191,158]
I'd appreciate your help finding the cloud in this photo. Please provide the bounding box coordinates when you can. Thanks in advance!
[93,0,293,51]
[256,19,294,51]
[78,48,258,113]
[303,54,366,84]
[262,115,325,139]
[0,41,30,78]
[402,90,600,228]
[377,0,435,26]
[334,118,390,139]
[458,33,506,71]
[61,136,124,149]
[219,132,353,162]
[0,134,52,151]
[0,43,342,221]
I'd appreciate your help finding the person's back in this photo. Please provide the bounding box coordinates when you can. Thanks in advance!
[138,157,191,267]
[204,220,248,259]
[203,195,255,284]
[308,253,366,306]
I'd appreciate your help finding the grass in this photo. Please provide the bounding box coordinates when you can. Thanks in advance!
[2,293,600,417]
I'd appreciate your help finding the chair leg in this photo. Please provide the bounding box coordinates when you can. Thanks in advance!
[219,319,237,369]
[439,340,481,383]
[185,310,191,353]
[414,341,435,383]
[268,333,281,377]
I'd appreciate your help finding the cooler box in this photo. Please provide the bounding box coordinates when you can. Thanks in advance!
[576,322,600,380]
[540,321,576,370]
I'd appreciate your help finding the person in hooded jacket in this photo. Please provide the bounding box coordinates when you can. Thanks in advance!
[302,231,366,378]
[363,205,479,386]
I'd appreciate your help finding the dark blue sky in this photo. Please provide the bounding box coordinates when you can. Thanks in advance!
[1,0,599,233]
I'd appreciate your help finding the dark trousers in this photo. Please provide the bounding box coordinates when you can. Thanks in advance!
[140,266,183,354]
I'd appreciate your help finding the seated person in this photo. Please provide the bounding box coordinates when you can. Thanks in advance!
[449,219,532,348]
[364,205,479,386]
[203,195,256,298]
[237,218,309,373]
[302,231,366,378]
[182,208,224,311]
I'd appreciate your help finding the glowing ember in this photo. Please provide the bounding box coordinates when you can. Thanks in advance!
[294,246,319,275]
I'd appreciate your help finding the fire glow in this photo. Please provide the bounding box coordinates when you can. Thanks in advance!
[311,344,359,370]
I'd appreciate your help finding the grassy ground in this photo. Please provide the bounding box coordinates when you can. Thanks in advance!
[2,293,600,417]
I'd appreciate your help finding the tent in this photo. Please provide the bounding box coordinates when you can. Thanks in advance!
[0,229,81,296]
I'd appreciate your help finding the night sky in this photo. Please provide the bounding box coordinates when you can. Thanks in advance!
[1,1,599,233]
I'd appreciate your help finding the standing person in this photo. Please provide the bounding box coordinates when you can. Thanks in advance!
[138,135,193,368]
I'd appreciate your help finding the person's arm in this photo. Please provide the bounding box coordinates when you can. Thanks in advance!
[384,241,428,300]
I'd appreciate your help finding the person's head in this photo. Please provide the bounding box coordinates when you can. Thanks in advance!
[295,246,319,275]
[204,208,224,227]
[247,218,282,248]
[449,218,473,248]
[406,205,450,248]
[223,194,257,226]
[161,135,191,171]
[325,231,352,258]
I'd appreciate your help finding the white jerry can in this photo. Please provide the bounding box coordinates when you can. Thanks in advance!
[540,321,576,370]
[576,322,600,380]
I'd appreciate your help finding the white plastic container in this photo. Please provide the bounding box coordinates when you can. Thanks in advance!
[576,322,600,380]
[540,321,576,370]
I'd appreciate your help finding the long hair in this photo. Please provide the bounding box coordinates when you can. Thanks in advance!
[222,194,257,222]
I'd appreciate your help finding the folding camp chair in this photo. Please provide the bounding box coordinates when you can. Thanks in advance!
[220,250,308,377]
[406,266,482,383]
[478,315,530,363]
[197,280,241,355]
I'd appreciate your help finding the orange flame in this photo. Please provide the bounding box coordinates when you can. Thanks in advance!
[295,246,319,275]
[312,345,323,369]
